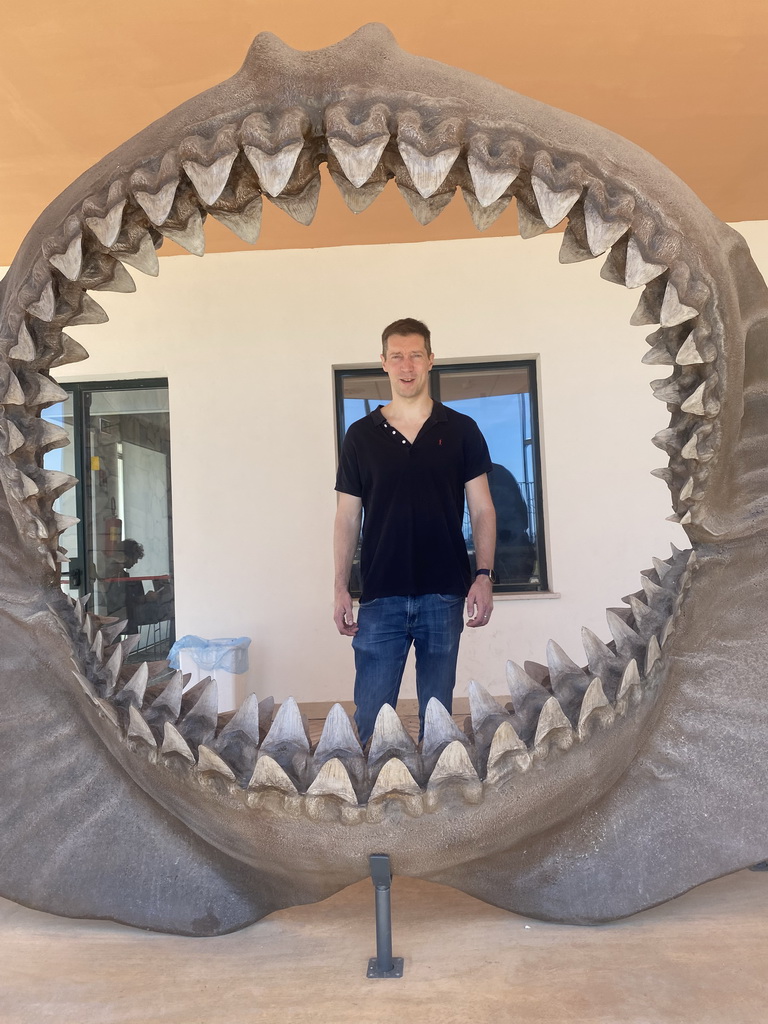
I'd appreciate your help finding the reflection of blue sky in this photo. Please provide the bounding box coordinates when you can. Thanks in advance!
[41,403,66,473]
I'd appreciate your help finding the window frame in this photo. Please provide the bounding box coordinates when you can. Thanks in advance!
[333,358,549,595]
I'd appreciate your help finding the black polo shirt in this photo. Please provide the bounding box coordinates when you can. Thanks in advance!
[335,402,492,601]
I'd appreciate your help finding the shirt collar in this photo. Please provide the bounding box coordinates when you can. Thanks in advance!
[371,401,447,427]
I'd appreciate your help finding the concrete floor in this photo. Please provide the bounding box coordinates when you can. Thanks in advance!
[2,869,767,1024]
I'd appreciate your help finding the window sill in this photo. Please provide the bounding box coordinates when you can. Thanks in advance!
[493,590,561,601]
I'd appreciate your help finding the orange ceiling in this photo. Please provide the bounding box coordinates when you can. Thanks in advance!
[1,0,766,265]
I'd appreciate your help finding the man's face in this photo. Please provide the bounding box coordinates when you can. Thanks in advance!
[381,333,434,400]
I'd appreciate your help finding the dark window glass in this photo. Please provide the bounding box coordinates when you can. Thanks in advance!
[334,360,548,595]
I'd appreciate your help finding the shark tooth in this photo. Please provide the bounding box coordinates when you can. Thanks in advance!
[306,757,358,804]
[91,629,105,663]
[3,421,25,454]
[652,427,680,453]
[486,720,530,783]
[681,435,699,460]
[328,135,389,188]
[86,201,126,247]
[1,369,25,405]
[210,197,263,244]
[650,377,680,405]
[27,373,68,406]
[51,334,89,367]
[652,556,673,582]
[397,141,459,199]
[73,669,97,701]
[134,180,178,226]
[533,696,574,751]
[462,190,513,231]
[100,618,127,645]
[645,635,662,673]
[368,704,416,762]
[628,595,656,632]
[268,176,321,225]
[631,279,666,326]
[530,176,581,228]
[468,679,509,734]
[641,340,675,365]
[616,659,642,702]
[183,152,237,206]
[367,757,423,822]
[545,639,589,709]
[583,200,629,255]
[660,282,698,327]
[102,643,124,692]
[216,693,261,747]
[624,236,666,288]
[115,662,149,709]
[127,705,157,748]
[576,677,614,737]
[425,740,482,807]
[178,678,219,748]
[244,140,304,197]
[163,209,205,256]
[679,476,695,502]
[522,661,550,686]
[606,610,643,659]
[144,670,184,730]
[467,154,518,207]
[49,234,83,281]
[26,280,57,322]
[69,293,109,325]
[36,469,77,498]
[9,322,36,361]
[161,722,195,763]
[261,696,310,755]
[397,184,454,225]
[505,662,550,724]
[676,332,705,365]
[558,220,595,263]
[680,381,711,417]
[329,169,388,213]
[82,615,96,646]
[581,627,620,678]
[516,199,549,238]
[314,702,362,761]
[196,744,236,780]
[116,231,159,276]
[641,574,667,603]
[247,754,298,794]
[421,696,467,759]
[92,259,136,293]
[73,593,89,626]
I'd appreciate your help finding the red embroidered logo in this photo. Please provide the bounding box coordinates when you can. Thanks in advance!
[438,439,443,445]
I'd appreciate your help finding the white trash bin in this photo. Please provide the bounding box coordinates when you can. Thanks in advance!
[168,635,251,712]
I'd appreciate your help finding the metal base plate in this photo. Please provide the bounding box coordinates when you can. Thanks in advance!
[367,956,404,979]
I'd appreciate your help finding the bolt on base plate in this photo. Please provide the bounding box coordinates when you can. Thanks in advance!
[367,956,404,979]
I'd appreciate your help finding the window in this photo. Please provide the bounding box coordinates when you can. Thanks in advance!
[42,379,175,661]
[334,359,548,595]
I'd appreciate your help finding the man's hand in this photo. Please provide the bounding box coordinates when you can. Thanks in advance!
[334,587,359,636]
[466,575,493,627]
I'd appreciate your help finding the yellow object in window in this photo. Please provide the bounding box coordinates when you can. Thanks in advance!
[90,456,100,471]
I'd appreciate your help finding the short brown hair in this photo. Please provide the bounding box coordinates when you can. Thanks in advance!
[381,318,432,357]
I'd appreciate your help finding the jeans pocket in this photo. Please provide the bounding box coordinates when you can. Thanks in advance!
[359,597,379,607]
[436,593,463,604]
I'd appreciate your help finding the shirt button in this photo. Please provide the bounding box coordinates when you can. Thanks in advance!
[402,439,406,444]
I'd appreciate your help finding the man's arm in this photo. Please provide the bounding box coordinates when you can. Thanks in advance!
[465,473,496,628]
[333,491,363,636]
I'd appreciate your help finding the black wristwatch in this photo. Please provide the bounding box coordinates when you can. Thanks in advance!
[475,568,497,584]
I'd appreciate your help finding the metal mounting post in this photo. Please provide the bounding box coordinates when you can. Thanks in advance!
[367,853,404,978]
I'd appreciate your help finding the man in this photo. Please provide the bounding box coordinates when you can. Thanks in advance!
[333,317,496,746]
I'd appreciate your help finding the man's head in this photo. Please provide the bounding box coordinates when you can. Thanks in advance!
[121,538,145,568]
[381,317,432,358]
[380,319,434,401]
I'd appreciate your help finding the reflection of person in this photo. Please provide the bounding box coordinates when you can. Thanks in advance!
[104,538,174,632]
[487,463,536,583]
[333,318,496,745]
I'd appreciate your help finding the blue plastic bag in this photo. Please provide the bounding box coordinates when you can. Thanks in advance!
[168,635,251,674]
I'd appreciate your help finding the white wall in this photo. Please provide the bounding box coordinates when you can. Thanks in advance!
[46,221,768,707]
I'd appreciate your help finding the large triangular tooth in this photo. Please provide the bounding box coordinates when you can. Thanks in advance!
[680,381,708,416]
[86,201,126,247]
[258,695,275,734]
[26,372,68,407]
[652,556,673,582]
[161,722,195,763]
[51,333,89,368]
[329,169,388,213]
[69,293,109,325]
[100,618,127,645]
[661,615,676,645]
[522,661,550,686]
[52,512,79,537]
[369,757,421,801]
[645,635,662,674]
[92,255,135,291]
[306,757,358,804]
[120,633,141,658]
[163,210,205,257]
[516,200,549,238]
[530,176,581,228]
[641,340,675,365]
[681,435,699,460]
[468,679,509,734]
[467,154,518,207]
[102,643,124,692]
[91,629,105,663]
[37,469,77,497]
[504,662,549,721]
[631,282,665,327]
[675,332,705,365]
[261,696,310,754]
[314,702,362,760]
[397,141,459,199]
[600,236,629,284]
[421,696,466,758]
[368,704,416,762]
[116,231,159,277]
[576,677,614,738]
[485,721,531,784]
[545,639,585,685]
[73,593,90,626]
[127,705,157,748]
[628,595,656,633]
[545,640,589,713]
[328,136,389,188]
[178,678,219,748]
[49,234,83,282]
[583,200,629,255]
[82,614,96,646]
[425,740,482,808]
[581,627,620,677]
[3,421,25,455]
[533,696,574,751]
[9,322,36,361]
[211,197,263,245]
[115,662,149,709]
[135,180,178,226]
[462,190,512,231]
[624,236,666,288]
[397,184,454,225]
[616,659,642,702]
[268,176,321,225]
[196,744,236,781]
[641,574,666,603]
[26,280,57,321]
[183,152,237,206]
[216,693,261,747]
[652,427,680,453]
[247,753,298,794]
[558,220,595,264]
[1,368,25,405]
[145,669,184,728]
[660,282,698,327]
[244,141,304,197]
[606,609,642,659]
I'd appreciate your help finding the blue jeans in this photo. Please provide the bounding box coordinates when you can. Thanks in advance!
[352,594,465,746]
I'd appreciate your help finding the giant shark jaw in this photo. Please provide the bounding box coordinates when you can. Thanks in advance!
[1,24,768,937]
